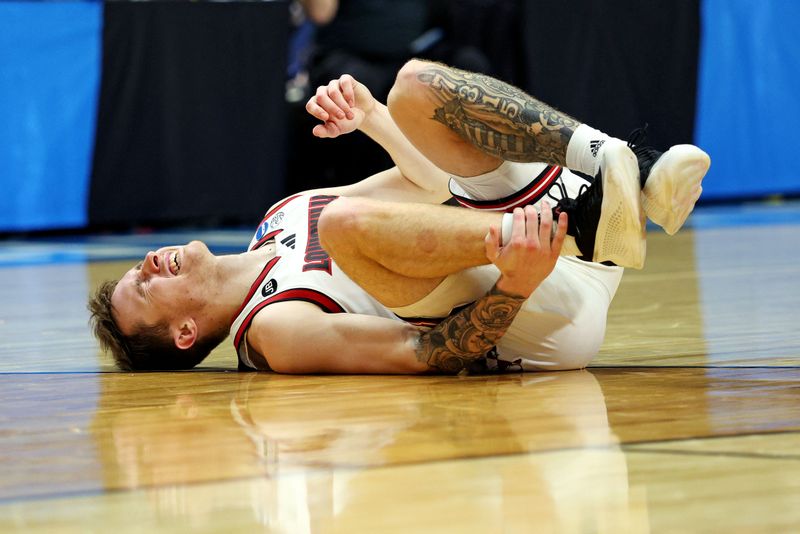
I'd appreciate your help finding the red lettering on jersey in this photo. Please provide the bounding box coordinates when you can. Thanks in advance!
[303,195,337,274]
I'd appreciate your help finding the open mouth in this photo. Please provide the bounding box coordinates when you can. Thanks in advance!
[168,250,181,275]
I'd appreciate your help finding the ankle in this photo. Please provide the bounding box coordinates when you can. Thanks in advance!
[565,124,613,176]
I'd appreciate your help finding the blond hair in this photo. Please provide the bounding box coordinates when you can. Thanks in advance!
[88,280,224,370]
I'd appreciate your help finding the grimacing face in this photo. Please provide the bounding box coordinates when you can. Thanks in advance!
[110,241,216,340]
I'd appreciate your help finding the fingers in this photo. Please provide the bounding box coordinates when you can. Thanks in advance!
[340,74,356,108]
[327,79,354,120]
[312,122,341,139]
[537,201,553,253]
[523,205,541,249]
[308,80,353,124]
[306,75,361,137]
[550,211,568,256]
[510,207,527,243]
[314,85,345,120]
[305,95,330,122]
[485,225,501,262]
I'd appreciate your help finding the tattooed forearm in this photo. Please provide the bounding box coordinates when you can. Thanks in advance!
[416,284,526,374]
[417,65,579,165]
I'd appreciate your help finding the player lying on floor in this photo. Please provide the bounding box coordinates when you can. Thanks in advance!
[89,60,709,374]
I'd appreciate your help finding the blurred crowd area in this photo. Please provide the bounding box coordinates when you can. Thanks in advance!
[285,0,522,192]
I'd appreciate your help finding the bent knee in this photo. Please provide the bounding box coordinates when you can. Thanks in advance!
[550,344,602,371]
[318,197,381,255]
[549,318,608,371]
[388,59,436,110]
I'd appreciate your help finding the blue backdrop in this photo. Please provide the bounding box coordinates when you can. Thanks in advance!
[0,2,101,232]
[696,0,800,199]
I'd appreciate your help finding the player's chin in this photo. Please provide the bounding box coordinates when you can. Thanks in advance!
[185,241,212,264]
[186,240,209,253]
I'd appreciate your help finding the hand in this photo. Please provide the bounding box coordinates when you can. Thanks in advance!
[484,202,568,298]
[305,74,376,138]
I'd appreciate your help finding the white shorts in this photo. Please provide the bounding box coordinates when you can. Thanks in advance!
[391,161,624,371]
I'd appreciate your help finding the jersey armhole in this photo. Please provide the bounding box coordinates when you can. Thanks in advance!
[241,332,273,371]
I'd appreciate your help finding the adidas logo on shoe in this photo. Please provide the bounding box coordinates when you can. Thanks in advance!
[590,139,605,157]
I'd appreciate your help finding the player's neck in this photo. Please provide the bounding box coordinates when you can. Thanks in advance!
[212,245,277,316]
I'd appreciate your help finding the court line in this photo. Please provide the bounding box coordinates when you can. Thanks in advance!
[1,365,800,376]
[589,365,800,369]
[0,368,236,375]
[1,428,798,506]
[623,447,800,462]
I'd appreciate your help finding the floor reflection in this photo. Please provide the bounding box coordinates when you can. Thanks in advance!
[89,370,645,532]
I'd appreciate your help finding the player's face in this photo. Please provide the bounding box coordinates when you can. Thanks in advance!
[111,241,215,335]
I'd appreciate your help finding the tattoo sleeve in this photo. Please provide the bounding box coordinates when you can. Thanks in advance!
[415,284,526,374]
[416,65,579,166]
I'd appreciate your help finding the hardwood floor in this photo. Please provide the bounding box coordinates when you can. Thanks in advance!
[1,204,798,532]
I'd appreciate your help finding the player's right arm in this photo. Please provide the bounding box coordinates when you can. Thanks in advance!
[303,75,452,203]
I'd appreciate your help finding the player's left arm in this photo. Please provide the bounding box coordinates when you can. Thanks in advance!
[303,75,452,203]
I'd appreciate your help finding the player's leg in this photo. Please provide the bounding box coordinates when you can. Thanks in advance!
[390,59,709,239]
[388,59,615,186]
[319,196,566,308]
[320,197,499,278]
[388,59,646,268]
[319,197,497,307]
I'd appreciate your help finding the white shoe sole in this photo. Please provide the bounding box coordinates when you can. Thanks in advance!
[642,145,711,235]
[595,142,647,269]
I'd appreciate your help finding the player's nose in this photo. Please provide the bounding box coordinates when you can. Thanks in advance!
[142,251,161,274]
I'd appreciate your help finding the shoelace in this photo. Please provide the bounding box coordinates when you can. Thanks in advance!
[627,123,650,148]
[627,123,662,186]
[547,177,596,254]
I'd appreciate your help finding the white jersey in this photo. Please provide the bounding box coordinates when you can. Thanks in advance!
[230,194,402,370]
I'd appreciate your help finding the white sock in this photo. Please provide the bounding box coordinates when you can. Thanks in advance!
[566,124,612,176]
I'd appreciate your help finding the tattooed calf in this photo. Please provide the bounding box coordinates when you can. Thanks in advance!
[417,66,580,166]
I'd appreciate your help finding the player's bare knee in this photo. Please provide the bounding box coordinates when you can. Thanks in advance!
[318,197,354,252]
[394,59,426,90]
[389,59,431,111]
[318,197,368,255]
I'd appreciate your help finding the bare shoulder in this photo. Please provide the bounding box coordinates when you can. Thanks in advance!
[246,301,327,373]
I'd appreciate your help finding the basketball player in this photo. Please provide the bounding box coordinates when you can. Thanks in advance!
[89,60,710,374]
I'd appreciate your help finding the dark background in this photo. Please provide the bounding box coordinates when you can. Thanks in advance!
[90,2,289,227]
[89,0,698,228]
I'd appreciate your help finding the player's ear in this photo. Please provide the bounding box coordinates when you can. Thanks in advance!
[172,319,197,350]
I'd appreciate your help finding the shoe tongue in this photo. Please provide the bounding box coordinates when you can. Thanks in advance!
[631,145,661,186]
[555,197,581,237]
[556,197,579,212]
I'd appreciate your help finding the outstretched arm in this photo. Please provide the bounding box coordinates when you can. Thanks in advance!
[249,282,528,375]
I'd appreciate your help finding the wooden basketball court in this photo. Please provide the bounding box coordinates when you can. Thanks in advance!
[1,203,799,532]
